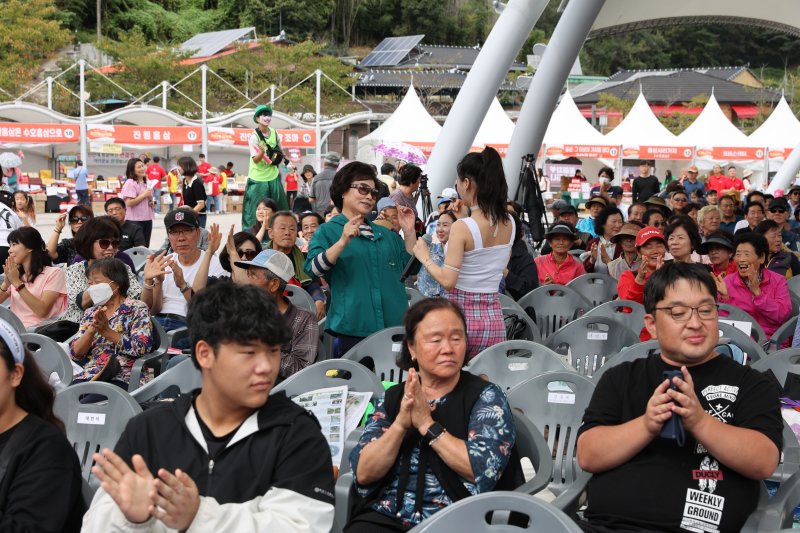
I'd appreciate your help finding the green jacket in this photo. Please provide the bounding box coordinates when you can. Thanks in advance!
[305,214,410,338]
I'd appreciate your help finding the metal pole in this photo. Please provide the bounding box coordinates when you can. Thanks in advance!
[767,141,800,193]
[201,65,208,156]
[316,69,322,170]
[504,0,606,194]
[79,60,88,165]
[161,81,168,110]
[425,0,551,194]
[270,84,276,106]
[46,77,53,110]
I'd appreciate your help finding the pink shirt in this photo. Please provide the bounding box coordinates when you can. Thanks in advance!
[534,253,586,285]
[10,266,67,328]
[120,179,154,222]
[721,269,791,338]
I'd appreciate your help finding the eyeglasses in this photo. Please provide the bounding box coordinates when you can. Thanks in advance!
[70,216,90,224]
[654,304,718,322]
[97,238,121,249]
[237,249,259,260]
[167,228,196,237]
[349,183,379,200]
[652,221,665,228]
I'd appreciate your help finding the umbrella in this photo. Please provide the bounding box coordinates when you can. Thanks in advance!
[372,142,427,165]
[0,152,22,169]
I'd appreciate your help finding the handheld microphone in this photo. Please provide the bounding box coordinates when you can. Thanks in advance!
[400,233,432,282]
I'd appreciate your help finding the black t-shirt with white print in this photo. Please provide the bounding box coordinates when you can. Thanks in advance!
[578,354,783,533]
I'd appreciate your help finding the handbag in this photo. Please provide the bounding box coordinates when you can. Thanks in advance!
[254,128,285,166]
[91,353,122,383]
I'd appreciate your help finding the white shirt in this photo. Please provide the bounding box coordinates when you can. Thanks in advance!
[0,203,21,247]
[161,251,228,316]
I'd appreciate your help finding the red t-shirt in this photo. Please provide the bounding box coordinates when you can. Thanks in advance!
[285,172,298,191]
[198,162,212,177]
[204,173,221,196]
[146,164,166,189]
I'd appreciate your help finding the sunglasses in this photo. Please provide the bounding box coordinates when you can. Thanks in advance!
[237,249,259,260]
[97,238,121,249]
[349,183,379,200]
[70,216,90,224]
[769,208,787,214]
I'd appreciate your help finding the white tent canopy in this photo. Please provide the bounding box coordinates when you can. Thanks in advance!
[677,94,752,147]
[472,97,515,148]
[749,96,800,151]
[604,93,681,146]
[543,90,608,147]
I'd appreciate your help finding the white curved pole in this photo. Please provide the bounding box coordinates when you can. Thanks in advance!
[767,141,800,193]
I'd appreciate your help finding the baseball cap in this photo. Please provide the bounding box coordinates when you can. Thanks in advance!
[437,187,458,200]
[611,223,641,243]
[644,196,668,209]
[769,197,790,212]
[687,165,699,173]
[544,222,577,239]
[550,199,570,212]
[253,104,273,122]
[377,197,396,212]
[235,249,295,282]
[635,226,665,247]
[164,208,199,230]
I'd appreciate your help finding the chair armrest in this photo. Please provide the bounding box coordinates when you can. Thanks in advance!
[167,327,189,348]
[742,473,800,533]
[334,472,355,533]
[514,419,554,496]
[128,351,168,392]
[551,471,592,515]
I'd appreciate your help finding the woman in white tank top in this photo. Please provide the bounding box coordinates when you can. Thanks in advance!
[412,147,515,359]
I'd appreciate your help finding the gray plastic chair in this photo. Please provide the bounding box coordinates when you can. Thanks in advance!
[130,358,202,404]
[125,246,153,274]
[584,299,646,338]
[0,306,25,333]
[792,292,800,317]
[752,347,800,386]
[408,491,583,533]
[21,332,73,388]
[788,276,800,299]
[343,326,406,384]
[128,318,170,392]
[766,317,797,352]
[499,292,522,310]
[567,273,618,307]
[545,316,639,377]
[507,371,595,499]
[517,284,592,341]
[590,340,661,383]
[54,381,143,490]
[272,359,385,401]
[512,410,556,496]
[406,287,425,307]
[718,322,768,363]
[502,306,542,343]
[717,303,767,345]
[285,284,316,314]
[465,340,571,393]
[742,470,800,533]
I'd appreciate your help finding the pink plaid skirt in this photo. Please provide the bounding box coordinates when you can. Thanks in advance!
[447,287,506,360]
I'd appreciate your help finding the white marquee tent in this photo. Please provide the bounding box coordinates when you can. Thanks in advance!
[472,97,516,149]
[749,96,800,169]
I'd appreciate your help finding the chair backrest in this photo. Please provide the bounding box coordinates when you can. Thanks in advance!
[717,303,767,345]
[567,273,618,307]
[591,340,661,383]
[545,315,639,377]
[0,306,25,333]
[767,316,798,353]
[502,306,542,343]
[517,285,592,340]
[406,287,425,307]
[407,491,583,533]
[130,358,202,404]
[752,347,800,386]
[272,359,385,401]
[498,292,521,310]
[54,382,142,489]
[584,299,646,338]
[792,292,800,317]
[507,371,595,497]
[465,340,571,393]
[788,275,800,299]
[285,284,316,314]
[718,322,767,363]
[512,410,555,496]
[343,326,406,383]
[21,332,73,388]
[128,318,172,391]
[125,246,152,274]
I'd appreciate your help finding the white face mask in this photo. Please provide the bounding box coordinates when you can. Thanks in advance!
[87,283,114,306]
[599,177,610,184]
[258,115,271,126]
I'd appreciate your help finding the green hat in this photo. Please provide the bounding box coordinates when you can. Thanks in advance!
[253,104,273,123]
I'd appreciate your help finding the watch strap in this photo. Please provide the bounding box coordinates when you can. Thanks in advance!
[424,422,445,445]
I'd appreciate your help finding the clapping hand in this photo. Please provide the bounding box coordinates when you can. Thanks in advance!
[92,306,110,334]
[92,450,154,525]
[3,258,20,287]
[397,205,416,233]
[712,272,728,299]
[405,368,434,432]
[207,223,222,255]
[225,225,239,261]
[542,273,555,285]
[151,468,200,531]
[167,257,186,288]
[143,251,168,284]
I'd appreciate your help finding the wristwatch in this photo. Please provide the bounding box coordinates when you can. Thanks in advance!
[423,422,446,445]
[15,283,25,292]
[180,284,192,294]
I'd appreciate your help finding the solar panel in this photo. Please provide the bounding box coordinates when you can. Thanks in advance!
[181,27,256,59]
[360,35,425,67]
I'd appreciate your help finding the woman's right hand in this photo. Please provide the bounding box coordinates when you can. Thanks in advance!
[712,273,728,299]
[225,225,238,261]
[54,212,67,233]
[395,384,414,431]
[339,215,362,246]
[143,251,168,283]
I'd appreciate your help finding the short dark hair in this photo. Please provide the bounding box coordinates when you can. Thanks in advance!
[746,202,765,216]
[74,216,121,260]
[329,162,378,211]
[629,202,647,213]
[746,191,765,205]
[707,189,718,196]
[734,231,769,260]
[152,156,160,163]
[643,262,717,314]
[598,166,615,180]
[258,198,279,212]
[664,215,702,253]
[104,197,126,212]
[178,156,198,177]
[642,209,663,226]
[397,165,422,186]
[86,257,130,296]
[380,163,396,175]
[719,194,735,206]
[268,210,297,230]
[754,219,781,235]
[399,298,468,371]
[187,283,290,369]
[323,205,338,218]
[300,211,324,227]
[593,205,623,236]
[219,232,262,273]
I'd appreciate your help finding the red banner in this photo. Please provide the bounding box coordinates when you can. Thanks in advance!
[620,145,694,160]
[0,123,79,143]
[87,125,201,145]
[768,148,794,160]
[696,146,765,160]
[207,127,316,148]
[546,145,619,159]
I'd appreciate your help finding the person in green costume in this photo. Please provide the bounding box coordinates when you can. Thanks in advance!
[243,105,290,228]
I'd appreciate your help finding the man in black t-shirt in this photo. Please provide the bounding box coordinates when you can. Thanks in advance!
[632,161,661,203]
[577,263,782,533]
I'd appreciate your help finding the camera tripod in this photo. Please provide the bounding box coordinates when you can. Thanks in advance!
[416,174,434,225]
[514,154,548,245]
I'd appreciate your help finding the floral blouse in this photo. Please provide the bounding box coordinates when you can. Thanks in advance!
[69,298,153,384]
[63,261,142,323]
[350,382,515,527]
[416,242,445,298]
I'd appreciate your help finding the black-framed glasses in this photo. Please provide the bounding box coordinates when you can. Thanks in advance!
[349,183,379,200]
[168,228,196,237]
[97,238,121,250]
[70,216,90,224]
[654,304,718,322]
[237,249,259,260]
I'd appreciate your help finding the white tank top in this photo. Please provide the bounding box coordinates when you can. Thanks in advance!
[447,216,515,293]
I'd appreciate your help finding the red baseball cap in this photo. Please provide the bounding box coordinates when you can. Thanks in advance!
[635,226,665,248]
